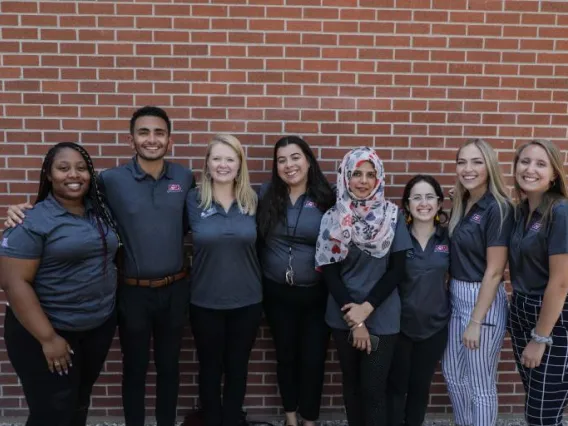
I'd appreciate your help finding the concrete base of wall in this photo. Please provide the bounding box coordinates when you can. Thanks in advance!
[0,414,539,426]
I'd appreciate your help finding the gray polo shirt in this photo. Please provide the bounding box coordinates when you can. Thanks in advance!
[99,157,193,279]
[186,189,262,309]
[0,193,119,331]
[325,211,412,336]
[509,200,568,295]
[400,226,450,340]
[450,192,513,282]
[259,183,324,286]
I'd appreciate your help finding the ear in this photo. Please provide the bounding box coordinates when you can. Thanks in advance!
[167,136,173,152]
[128,134,135,149]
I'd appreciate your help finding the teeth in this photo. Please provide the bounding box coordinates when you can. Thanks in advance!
[463,176,476,180]
[66,183,81,190]
[523,177,538,182]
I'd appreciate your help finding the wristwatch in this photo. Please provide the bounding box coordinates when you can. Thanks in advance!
[531,328,553,346]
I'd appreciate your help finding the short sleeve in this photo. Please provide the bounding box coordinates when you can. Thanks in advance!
[486,202,513,247]
[391,211,412,253]
[0,223,44,259]
[548,202,568,256]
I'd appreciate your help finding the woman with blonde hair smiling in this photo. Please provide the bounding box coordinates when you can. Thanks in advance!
[442,138,513,426]
[507,140,568,426]
[186,134,261,426]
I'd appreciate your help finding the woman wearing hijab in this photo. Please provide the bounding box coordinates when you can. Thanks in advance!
[315,147,412,426]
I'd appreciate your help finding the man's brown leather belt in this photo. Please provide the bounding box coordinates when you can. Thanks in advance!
[121,270,188,288]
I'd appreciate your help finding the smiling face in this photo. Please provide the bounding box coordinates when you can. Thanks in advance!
[276,143,310,190]
[456,143,488,195]
[515,143,556,196]
[407,180,440,224]
[48,147,91,203]
[207,142,240,185]
[348,161,377,199]
[129,115,172,162]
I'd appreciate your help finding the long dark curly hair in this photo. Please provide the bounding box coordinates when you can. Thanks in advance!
[37,142,121,271]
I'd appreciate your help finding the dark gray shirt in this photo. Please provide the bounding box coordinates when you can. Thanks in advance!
[99,157,193,279]
[450,192,513,282]
[0,194,119,331]
[325,212,412,336]
[509,200,568,295]
[259,184,324,286]
[186,189,262,309]
[400,226,450,340]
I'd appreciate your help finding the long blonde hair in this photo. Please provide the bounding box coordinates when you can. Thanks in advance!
[513,139,568,226]
[448,138,511,236]
[199,134,257,215]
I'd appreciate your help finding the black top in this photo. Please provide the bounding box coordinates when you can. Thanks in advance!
[450,192,513,282]
[186,189,262,309]
[99,157,194,279]
[400,226,450,340]
[509,200,568,295]
[0,194,119,331]
[258,183,324,286]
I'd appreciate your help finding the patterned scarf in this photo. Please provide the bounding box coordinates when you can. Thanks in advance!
[315,147,399,266]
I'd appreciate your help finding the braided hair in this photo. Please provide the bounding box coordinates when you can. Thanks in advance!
[37,142,121,272]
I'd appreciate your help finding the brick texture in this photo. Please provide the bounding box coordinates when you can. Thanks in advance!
[1,0,567,419]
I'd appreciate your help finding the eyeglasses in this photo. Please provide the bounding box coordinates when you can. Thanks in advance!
[409,194,439,203]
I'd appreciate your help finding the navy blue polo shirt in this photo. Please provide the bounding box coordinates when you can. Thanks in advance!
[0,194,119,331]
[400,226,450,340]
[509,200,568,295]
[259,183,324,286]
[450,192,513,282]
[99,157,194,279]
[186,188,262,309]
[325,211,412,336]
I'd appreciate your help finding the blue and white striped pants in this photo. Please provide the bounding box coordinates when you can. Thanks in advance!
[441,279,508,426]
[509,292,568,426]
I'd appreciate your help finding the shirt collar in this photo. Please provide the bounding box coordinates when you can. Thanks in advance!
[472,190,494,210]
[520,199,545,218]
[44,193,93,216]
[126,156,172,181]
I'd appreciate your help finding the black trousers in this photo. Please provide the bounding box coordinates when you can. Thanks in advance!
[4,306,116,426]
[118,278,190,426]
[263,279,329,421]
[332,329,398,426]
[190,302,263,426]
[386,326,448,426]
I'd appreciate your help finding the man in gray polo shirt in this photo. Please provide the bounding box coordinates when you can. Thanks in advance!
[5,106,194,426]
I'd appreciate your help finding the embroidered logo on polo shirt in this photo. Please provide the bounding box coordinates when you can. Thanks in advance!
[1,237,8,248]
[434,244,449,253]
[201,206,217,218]
[406,249,415,259]
[530,221,542,232]
[470,213,482,224]
[304,201,317,208]
[167,184,182,193]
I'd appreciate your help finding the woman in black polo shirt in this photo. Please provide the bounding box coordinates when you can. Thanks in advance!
[316,147,412,426]
[442,138,512,426]
[387,174,450,426]
[0,142,120,426]
[257,136,335,426]
[507,140,568,426]
[187,134,262,426]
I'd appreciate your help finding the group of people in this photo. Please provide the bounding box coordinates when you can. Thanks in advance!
[0,106,567,426]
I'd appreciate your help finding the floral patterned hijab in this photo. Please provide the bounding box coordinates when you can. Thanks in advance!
[315,147,399,266]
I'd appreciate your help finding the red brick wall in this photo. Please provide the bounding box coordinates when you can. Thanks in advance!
[1,0,567,418]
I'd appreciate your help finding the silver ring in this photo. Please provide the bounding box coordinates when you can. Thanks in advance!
[53,361,60,366]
